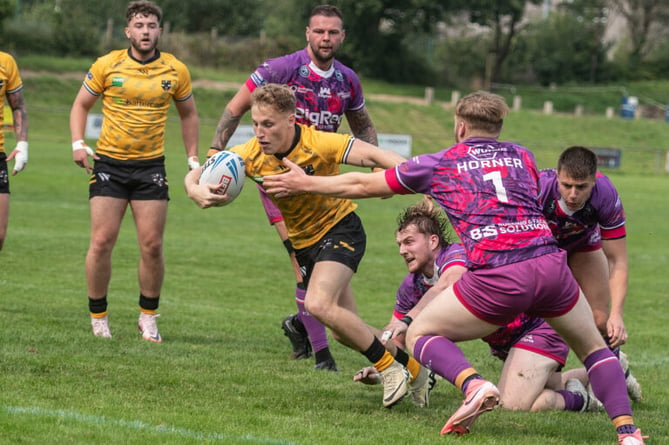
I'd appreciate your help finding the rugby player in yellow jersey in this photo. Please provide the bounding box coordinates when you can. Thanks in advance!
[185,84,419,408]
[0,51,29,251]
[69,1,199,342]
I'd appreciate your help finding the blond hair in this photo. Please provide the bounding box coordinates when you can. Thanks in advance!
[455,91,509,136]
[250,84,296,114]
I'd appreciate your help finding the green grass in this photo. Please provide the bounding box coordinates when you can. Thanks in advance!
[1,63,668,444]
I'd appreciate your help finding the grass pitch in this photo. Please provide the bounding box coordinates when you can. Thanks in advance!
[0,69,667,444]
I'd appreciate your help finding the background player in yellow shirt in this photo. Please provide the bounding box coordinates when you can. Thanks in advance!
[0,51,29,251]
[185,84,428,408]
[69,1,199,342]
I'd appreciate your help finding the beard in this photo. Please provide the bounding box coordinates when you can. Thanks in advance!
[309,42,336,66]
[129,36,158,58]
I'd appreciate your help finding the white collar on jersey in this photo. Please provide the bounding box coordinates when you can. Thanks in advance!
[557,197,583,215]
[421,261,440,286]
[308,60,335,78]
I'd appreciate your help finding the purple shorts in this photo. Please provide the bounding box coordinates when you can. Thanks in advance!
[257,183,283,225]
[510,320,569,367]
[454,250,579,326]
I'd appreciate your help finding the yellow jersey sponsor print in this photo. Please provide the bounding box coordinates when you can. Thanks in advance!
[0,52,23,154]
[232,124,357,250]
[83,49,193,161]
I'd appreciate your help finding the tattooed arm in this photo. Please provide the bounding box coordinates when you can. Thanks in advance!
[345,107,377,145]
[8,89,28,143]
[208,85,252,156]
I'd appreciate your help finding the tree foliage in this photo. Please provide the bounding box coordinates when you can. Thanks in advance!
[522,9,612,85]
[329,0,447,83]
[158,0,264,35]
[445,0,542,88]
[608,0,669,65]
[4,0,669,85]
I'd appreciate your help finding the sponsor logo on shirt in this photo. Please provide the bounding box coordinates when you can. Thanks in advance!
[112,77,124,87]
[295,107,343,129]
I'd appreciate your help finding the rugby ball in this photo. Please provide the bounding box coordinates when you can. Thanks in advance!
[199,150,245,205]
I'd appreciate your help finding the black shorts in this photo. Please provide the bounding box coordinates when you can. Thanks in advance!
[89,155,169,201]
[0,152,9,194]
[295,212,366,288]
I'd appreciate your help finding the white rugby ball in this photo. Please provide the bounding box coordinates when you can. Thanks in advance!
[199,150,245,205]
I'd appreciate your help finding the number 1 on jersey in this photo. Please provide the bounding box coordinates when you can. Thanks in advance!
[483,171,509,203]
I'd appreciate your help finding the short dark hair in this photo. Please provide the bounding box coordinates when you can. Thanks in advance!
[557,146,598,179]
[397,200,452,248]
[455,91,509,136]
[310,4,344,26]
[126,1,162,24]
[250,83,296,114]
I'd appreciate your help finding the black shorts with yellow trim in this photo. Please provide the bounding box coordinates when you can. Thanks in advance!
[89,155,169,201]
[295,211,366,288]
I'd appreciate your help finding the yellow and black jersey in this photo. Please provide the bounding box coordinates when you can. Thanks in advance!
[0,51,23,154]
[83,49,192,161]
[232,123,357,249]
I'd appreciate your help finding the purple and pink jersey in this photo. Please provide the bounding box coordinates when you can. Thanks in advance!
[539,169,626,253]
[393,243,467,319]
[246,48,366,224]
[385,138,558,269]
[246,48,365,133]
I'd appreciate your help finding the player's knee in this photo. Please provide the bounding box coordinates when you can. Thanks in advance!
[304,296,332,323]
[140,240,163,259]
[88,237,116,256]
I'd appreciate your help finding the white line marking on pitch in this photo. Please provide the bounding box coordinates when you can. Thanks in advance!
[4,405,296,444]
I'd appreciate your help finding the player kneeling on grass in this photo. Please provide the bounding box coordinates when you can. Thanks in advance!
[355,201,603,414]
[263,91,647,444]
[184,83,427,408]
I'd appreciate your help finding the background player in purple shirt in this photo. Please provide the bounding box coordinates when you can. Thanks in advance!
[539,146,641,402]
[207,5,377,371]
[264,91,646,444]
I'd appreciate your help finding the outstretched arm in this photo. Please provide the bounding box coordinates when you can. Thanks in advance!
[263,158,394,199]
[345,138,406,170]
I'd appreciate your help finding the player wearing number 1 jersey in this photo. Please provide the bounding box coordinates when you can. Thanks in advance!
[263,91,646,444]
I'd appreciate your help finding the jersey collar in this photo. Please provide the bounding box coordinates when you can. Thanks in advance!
[127,48,161,65]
